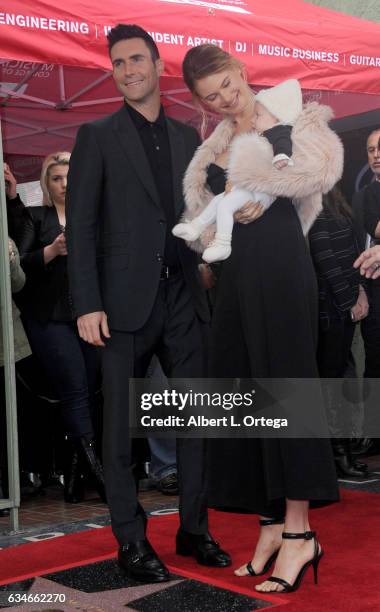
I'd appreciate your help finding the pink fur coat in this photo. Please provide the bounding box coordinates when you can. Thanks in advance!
[182,102,344,252]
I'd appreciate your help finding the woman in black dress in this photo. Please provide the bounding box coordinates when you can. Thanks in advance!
[180,45,340,593]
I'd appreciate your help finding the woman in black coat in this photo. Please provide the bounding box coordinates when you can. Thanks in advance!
[309,184,369,477]
[19,152,105,504]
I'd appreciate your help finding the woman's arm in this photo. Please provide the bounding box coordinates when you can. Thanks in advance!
[4,163,30,246]
[18,209,46,274]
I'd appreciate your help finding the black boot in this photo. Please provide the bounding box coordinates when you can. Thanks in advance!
[350,437,380,457]
[333,440,368,478]
[78,437,107,504]
[64,440,85,503]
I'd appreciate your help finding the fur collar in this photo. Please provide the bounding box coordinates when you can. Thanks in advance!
[183,102,344,251]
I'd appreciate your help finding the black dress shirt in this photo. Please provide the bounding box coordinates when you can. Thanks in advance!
[125,103,179,268]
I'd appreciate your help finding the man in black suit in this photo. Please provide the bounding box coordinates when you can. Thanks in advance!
[352,127,380,456]
[352,128,380,378]
[352,128,380,250]
[66,24,230,583]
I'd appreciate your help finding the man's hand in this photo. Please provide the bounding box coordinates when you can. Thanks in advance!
[350,303,362,322]
[234,200,265,225]
[350,286,369,322]
[77,311,110,346]
[198,263,216,290]
[4,163,17,199]
[354,246,380,279]
[356,285,369,319]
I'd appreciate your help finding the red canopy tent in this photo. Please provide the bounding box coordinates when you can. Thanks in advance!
[2,0,378,531]
[0,0,379,181]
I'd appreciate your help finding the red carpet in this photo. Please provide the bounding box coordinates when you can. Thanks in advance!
[0,488,379,611]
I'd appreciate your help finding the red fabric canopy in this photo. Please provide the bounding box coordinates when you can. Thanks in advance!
[1,0,380,93]
[0,0,379,176]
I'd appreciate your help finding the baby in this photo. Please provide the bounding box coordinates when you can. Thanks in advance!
[172,79,303,263]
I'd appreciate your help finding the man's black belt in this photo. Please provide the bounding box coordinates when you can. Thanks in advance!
[160,264,181,280]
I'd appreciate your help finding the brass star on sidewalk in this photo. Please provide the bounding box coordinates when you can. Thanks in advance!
[1,575,184,611]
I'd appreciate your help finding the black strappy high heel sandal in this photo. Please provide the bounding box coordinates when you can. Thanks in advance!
[264,530,323,592]
[238,517,285,577]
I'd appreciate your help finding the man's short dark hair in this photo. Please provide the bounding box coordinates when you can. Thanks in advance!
[367,127,380,143]
[107,24,160,61]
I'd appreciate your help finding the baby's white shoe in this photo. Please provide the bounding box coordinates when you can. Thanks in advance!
[202,233,232,263]
[172,218,205,241]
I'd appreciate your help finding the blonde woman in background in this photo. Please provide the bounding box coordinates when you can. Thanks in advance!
[18,152,105,505]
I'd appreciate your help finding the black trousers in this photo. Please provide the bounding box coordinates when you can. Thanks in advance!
[101,274,208,544]
[1,356,55,496]
[360,285,380,437]
[317,314,356,378]
[317,314,356,438]
[22,317,99,439]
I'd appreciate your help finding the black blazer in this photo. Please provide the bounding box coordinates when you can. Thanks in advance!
[353,183,380,290]
[19,206,71,322]
[66,105,209,332]
[363,181,380,239]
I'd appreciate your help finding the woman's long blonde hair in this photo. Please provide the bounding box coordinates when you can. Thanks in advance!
[40,151,70,206]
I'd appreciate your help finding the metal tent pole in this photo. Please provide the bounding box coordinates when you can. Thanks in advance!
[0,115,20,532]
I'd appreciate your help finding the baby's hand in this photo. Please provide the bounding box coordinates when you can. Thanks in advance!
[274,159,289,170]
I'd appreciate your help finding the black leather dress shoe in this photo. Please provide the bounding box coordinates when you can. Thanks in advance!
[156,473,179,496]
[118,539,170,583]
[176,529,231,567]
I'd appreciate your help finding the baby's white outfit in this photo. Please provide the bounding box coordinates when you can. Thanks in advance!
[172,187,275,263]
